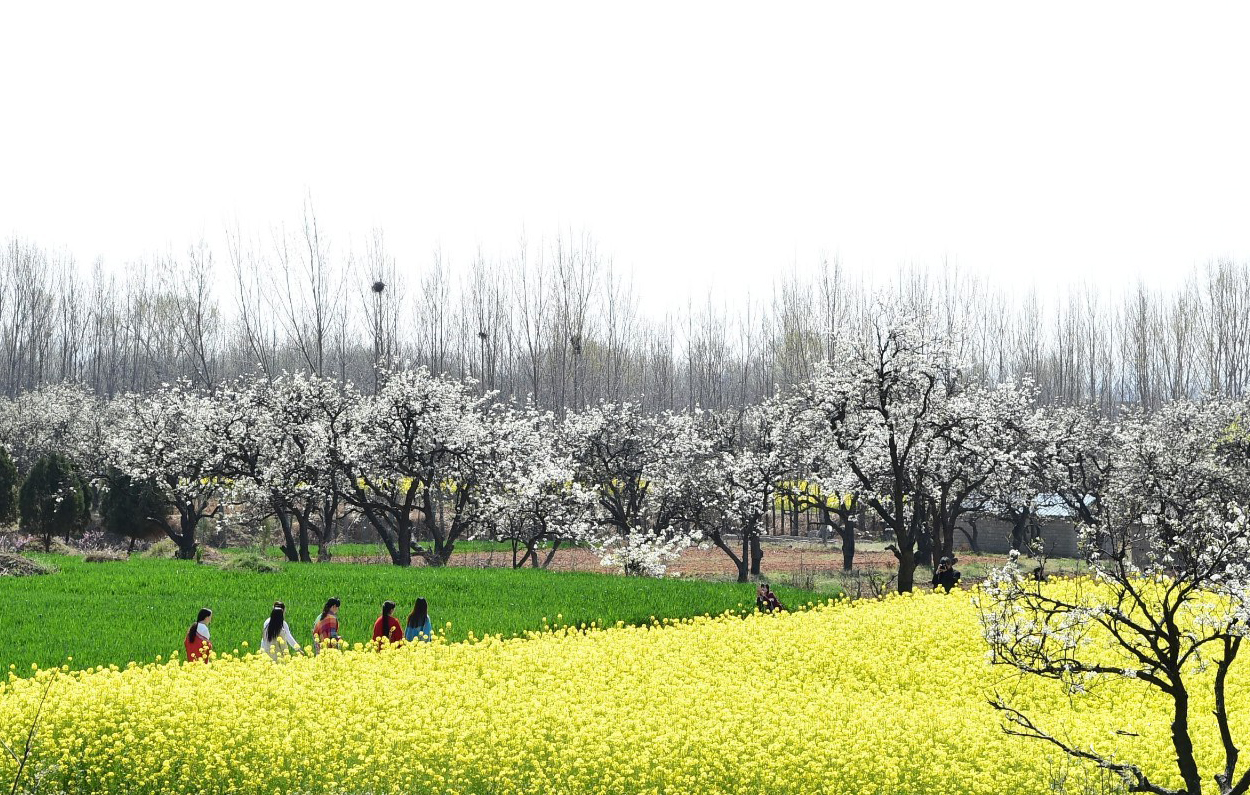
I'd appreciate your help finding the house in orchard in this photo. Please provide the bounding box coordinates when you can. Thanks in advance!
[952,495,1092,558]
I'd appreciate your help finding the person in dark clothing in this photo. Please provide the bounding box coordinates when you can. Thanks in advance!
[755,583,785,613]
[932,556,961,592]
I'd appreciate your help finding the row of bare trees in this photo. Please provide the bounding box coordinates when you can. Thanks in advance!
[6,230,1250,411]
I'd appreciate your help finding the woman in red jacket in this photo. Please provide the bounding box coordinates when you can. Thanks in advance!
[372,600,403,648]
[184,608,213,662]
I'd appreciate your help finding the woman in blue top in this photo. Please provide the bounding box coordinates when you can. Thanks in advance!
[404,597,432,643]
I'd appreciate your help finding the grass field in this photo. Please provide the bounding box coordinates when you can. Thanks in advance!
[0,555,817,672]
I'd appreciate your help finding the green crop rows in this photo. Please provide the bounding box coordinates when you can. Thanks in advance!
[1,556,819,672]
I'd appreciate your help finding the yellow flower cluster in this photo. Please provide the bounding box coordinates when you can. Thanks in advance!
[1,589,1244,794]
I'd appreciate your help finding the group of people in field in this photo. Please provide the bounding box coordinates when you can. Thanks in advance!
[179,575,955,662]
[183,597,434,662]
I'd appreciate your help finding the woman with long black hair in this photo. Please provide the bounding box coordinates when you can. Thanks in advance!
[261,601,301,659]
[372,600,403,648]
[184,608,213,662]
[404,598,432,643]
[312,597,342,655]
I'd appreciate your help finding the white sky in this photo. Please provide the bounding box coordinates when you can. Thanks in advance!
[2,2,1249,314]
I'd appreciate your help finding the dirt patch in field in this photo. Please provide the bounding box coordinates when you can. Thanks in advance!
[84,551,129,563]
[0,553,57,577]
[533,545,1004,578]
[338,541,1008,580]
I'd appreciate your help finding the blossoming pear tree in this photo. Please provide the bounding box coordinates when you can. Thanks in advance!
[336,368,503,567]
[564,403,705,576]
[1029,403,1116,528]
[694,398,805,582]
[107,383,235,559]
[980,399,1250,795]
[786,409,863,571]
[0,382,104,475]
[799,313,964,592]
[219,373,349,562]
[477,405,598,568]
[917,380,1039,568]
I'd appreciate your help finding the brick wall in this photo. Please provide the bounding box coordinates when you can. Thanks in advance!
[951,518,1081,558]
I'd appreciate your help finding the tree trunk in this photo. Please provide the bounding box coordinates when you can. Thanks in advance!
[714,533,749,583]
[394,513,413,566]
[942,522,955,562]
[415,492,449,566]
[362,503,401,564]
[916,527,932,568]
[276,511,299,562]
[540,540,562,569]
[428,534,454,567]
[518,541,538,568]
[749,532,762,577]
[307,516,332,562]
[959,519,980,554]
[1169,688,1203,795]
[1010,511,1030,552]
[839,517,856,571]
[172,512,198,560]
[895,544,916,594]
[316,496,336,562]
[297,516,312,563]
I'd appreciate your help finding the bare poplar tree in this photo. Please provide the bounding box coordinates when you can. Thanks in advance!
[227,224,278,380]
[358,229,402,393]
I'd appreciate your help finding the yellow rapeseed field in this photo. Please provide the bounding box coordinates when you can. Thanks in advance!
[1,588,1245,794]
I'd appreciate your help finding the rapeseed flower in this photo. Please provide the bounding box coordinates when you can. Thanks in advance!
[0,586,1240,794]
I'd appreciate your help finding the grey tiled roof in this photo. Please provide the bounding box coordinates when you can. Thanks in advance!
[976,493,1094,519]
[1035,493,1094,518]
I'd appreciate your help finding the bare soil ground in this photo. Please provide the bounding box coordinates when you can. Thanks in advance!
[343,539,1011,581]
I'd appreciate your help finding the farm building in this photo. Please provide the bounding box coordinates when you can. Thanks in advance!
[951,495,1090,558]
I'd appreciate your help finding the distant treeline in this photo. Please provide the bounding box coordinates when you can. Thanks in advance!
[4,228,1249,412]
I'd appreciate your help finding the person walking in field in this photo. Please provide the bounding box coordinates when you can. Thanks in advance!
[261,601,302,659]
[372,600,403,648]
[312,597,342,655]
[184,608,213,662]
[404,598,433,643]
